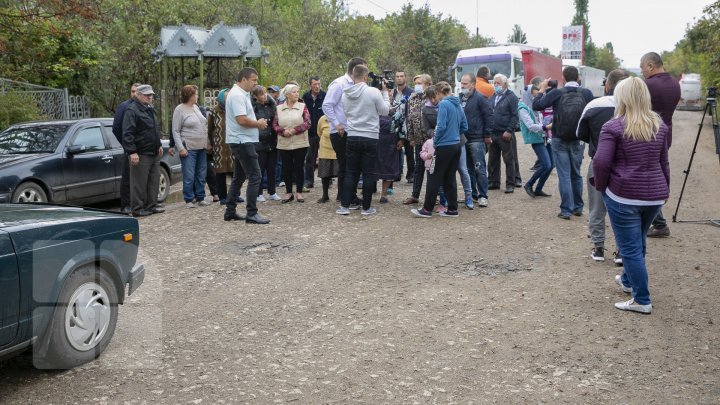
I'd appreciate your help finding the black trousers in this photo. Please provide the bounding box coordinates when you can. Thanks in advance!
[511,133,522,184]
[205,159,218,197]
[226,144,260,216]
[331,133,356,201]
[488,133,517,187]
[342,137,378,210]
[304,135,319,187]
[422,144,461,212]
[404,140,415,179]
[411,143,426,199]
[120,155,131,209]
[257,148,277,196]
[280,147,307,194]
[129,153,161,213]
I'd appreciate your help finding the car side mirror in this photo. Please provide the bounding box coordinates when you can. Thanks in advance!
[66,145,86,155]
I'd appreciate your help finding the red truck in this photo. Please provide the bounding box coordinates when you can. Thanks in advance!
[521,50,564,87]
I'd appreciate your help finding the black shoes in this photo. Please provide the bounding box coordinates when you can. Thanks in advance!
[224,212,246,221]
[557,212,571,220]
[149,207,165,214]
[317,196,330,203]
[534,190,552,197]
[504,186,514,193]
[120,206,132,214]
[132,210,153,217]
[523,184,535,198]
[488,183,500,190]
[246,213,270,224]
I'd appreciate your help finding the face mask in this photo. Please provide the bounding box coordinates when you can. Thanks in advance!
[459,88,469,96]
[494,85,504,94]
[414,84,424,94]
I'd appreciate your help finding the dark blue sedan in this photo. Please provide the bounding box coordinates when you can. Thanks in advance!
[0,119,181,205]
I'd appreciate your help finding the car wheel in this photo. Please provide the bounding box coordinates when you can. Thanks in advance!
[12,182,47,203]
[34,265,119,369]
[157,166,170,202]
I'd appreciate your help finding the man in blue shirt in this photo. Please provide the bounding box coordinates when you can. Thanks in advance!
[224,67,270,224]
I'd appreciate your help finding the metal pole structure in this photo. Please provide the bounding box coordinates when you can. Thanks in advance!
[198,51,205,106]
[162,59,168,135]
[63,88,70,119]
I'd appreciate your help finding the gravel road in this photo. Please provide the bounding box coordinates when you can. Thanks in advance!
[1,110,719,403]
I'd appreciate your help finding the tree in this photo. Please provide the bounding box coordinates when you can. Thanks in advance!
[507,24,527,44]
[571,0,596,66]
[594,45,620,73]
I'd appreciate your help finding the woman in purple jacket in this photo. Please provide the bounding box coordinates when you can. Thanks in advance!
[592,77,670,315]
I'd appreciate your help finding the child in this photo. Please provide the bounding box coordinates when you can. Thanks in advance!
[316,115,339,203]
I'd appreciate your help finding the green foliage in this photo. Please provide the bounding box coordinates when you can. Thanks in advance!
[507,24,527,44]
[0,92,43,131]
[594,45,620,73]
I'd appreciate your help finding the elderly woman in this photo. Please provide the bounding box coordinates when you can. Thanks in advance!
[172,84,210,208]
[592,77,670,315]
[251,85,281,202]
[403,73,432,205]
[272,84,311,203]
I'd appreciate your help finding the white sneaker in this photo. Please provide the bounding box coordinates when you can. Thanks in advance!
[478,197,489,207]
[614,298,652,314]
[185,202,197,208]
[268,193,282,201]
[256,194,266,202]
[361,207,377,216]
[336,206,350,215]
[278,181,285,187]
[197,200,212,207]
[614,275,632,293]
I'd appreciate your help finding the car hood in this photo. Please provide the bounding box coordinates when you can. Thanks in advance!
[0,153,48,168]
[0,204,124,229]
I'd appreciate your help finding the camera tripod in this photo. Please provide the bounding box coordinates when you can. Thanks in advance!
[672,87,720,226]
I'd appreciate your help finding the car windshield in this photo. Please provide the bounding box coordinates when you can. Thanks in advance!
[0,124,69,154]
[455,60,512,82]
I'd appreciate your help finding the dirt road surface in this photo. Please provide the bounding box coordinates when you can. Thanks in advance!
[1,110,719,403]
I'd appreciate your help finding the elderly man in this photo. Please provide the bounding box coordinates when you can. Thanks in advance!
[487,74,519,193]
[302,76,326,190]
[641,52,681,238]
[122,84,164,217]
[112,82,140,213]
[460,73,492,207]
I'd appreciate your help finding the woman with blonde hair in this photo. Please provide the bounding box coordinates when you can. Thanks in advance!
[272,83,311,203]
[591,77,670,314]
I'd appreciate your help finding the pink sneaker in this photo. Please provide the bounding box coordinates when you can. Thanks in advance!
[435,204,446,213]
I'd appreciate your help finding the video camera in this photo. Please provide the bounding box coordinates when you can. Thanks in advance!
[369,70,395,90]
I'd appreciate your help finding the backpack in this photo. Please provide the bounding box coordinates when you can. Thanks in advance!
[554,87,587,141]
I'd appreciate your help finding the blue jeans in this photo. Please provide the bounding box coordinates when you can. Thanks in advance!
[551,138,584,215]
[466,141,488,199]
[181,149,207,203]
[457,145,472,199]
[604,196,662,305]
[526,142,554,192]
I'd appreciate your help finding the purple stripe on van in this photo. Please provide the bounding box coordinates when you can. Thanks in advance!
[455,53,511,65]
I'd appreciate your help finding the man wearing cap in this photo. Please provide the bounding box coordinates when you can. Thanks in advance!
[223,67,271,224]
[122,84,164,217]
[112,82,140,214]
[267,85,280,101]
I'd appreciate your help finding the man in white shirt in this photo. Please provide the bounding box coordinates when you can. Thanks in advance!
[224,67,270,224]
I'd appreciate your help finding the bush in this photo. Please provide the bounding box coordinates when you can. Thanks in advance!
[0,91,43,131]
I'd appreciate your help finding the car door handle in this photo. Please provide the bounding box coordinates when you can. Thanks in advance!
[101,155,113,162]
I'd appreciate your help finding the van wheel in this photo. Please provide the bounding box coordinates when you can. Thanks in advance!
[34,265,118,369]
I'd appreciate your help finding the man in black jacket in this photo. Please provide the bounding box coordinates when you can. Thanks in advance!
[112,82,140,213]
[302,76,325,189]
[533,66,594,218]
[122,84,164,217]
[460,73,492,207]
[488,74,519,193]
[577,69,627,262]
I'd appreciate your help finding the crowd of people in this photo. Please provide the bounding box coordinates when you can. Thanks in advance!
[114,52,681,314]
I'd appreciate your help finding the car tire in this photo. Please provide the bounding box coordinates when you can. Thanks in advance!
[34,265,119,369]
[157,166,170,202]
[12,182,47,203]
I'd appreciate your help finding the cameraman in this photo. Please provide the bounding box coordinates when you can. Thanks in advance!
[336,64,391,216]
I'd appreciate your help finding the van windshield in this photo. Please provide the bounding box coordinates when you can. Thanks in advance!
[456,60,511,82]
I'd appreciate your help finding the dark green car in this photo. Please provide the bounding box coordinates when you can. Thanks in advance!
[0,203,144,368]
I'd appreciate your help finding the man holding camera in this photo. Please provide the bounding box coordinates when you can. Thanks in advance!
[322,57,367,204]
[336,64,391,216]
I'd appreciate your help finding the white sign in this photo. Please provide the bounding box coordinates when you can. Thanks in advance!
[561,25,584,61]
